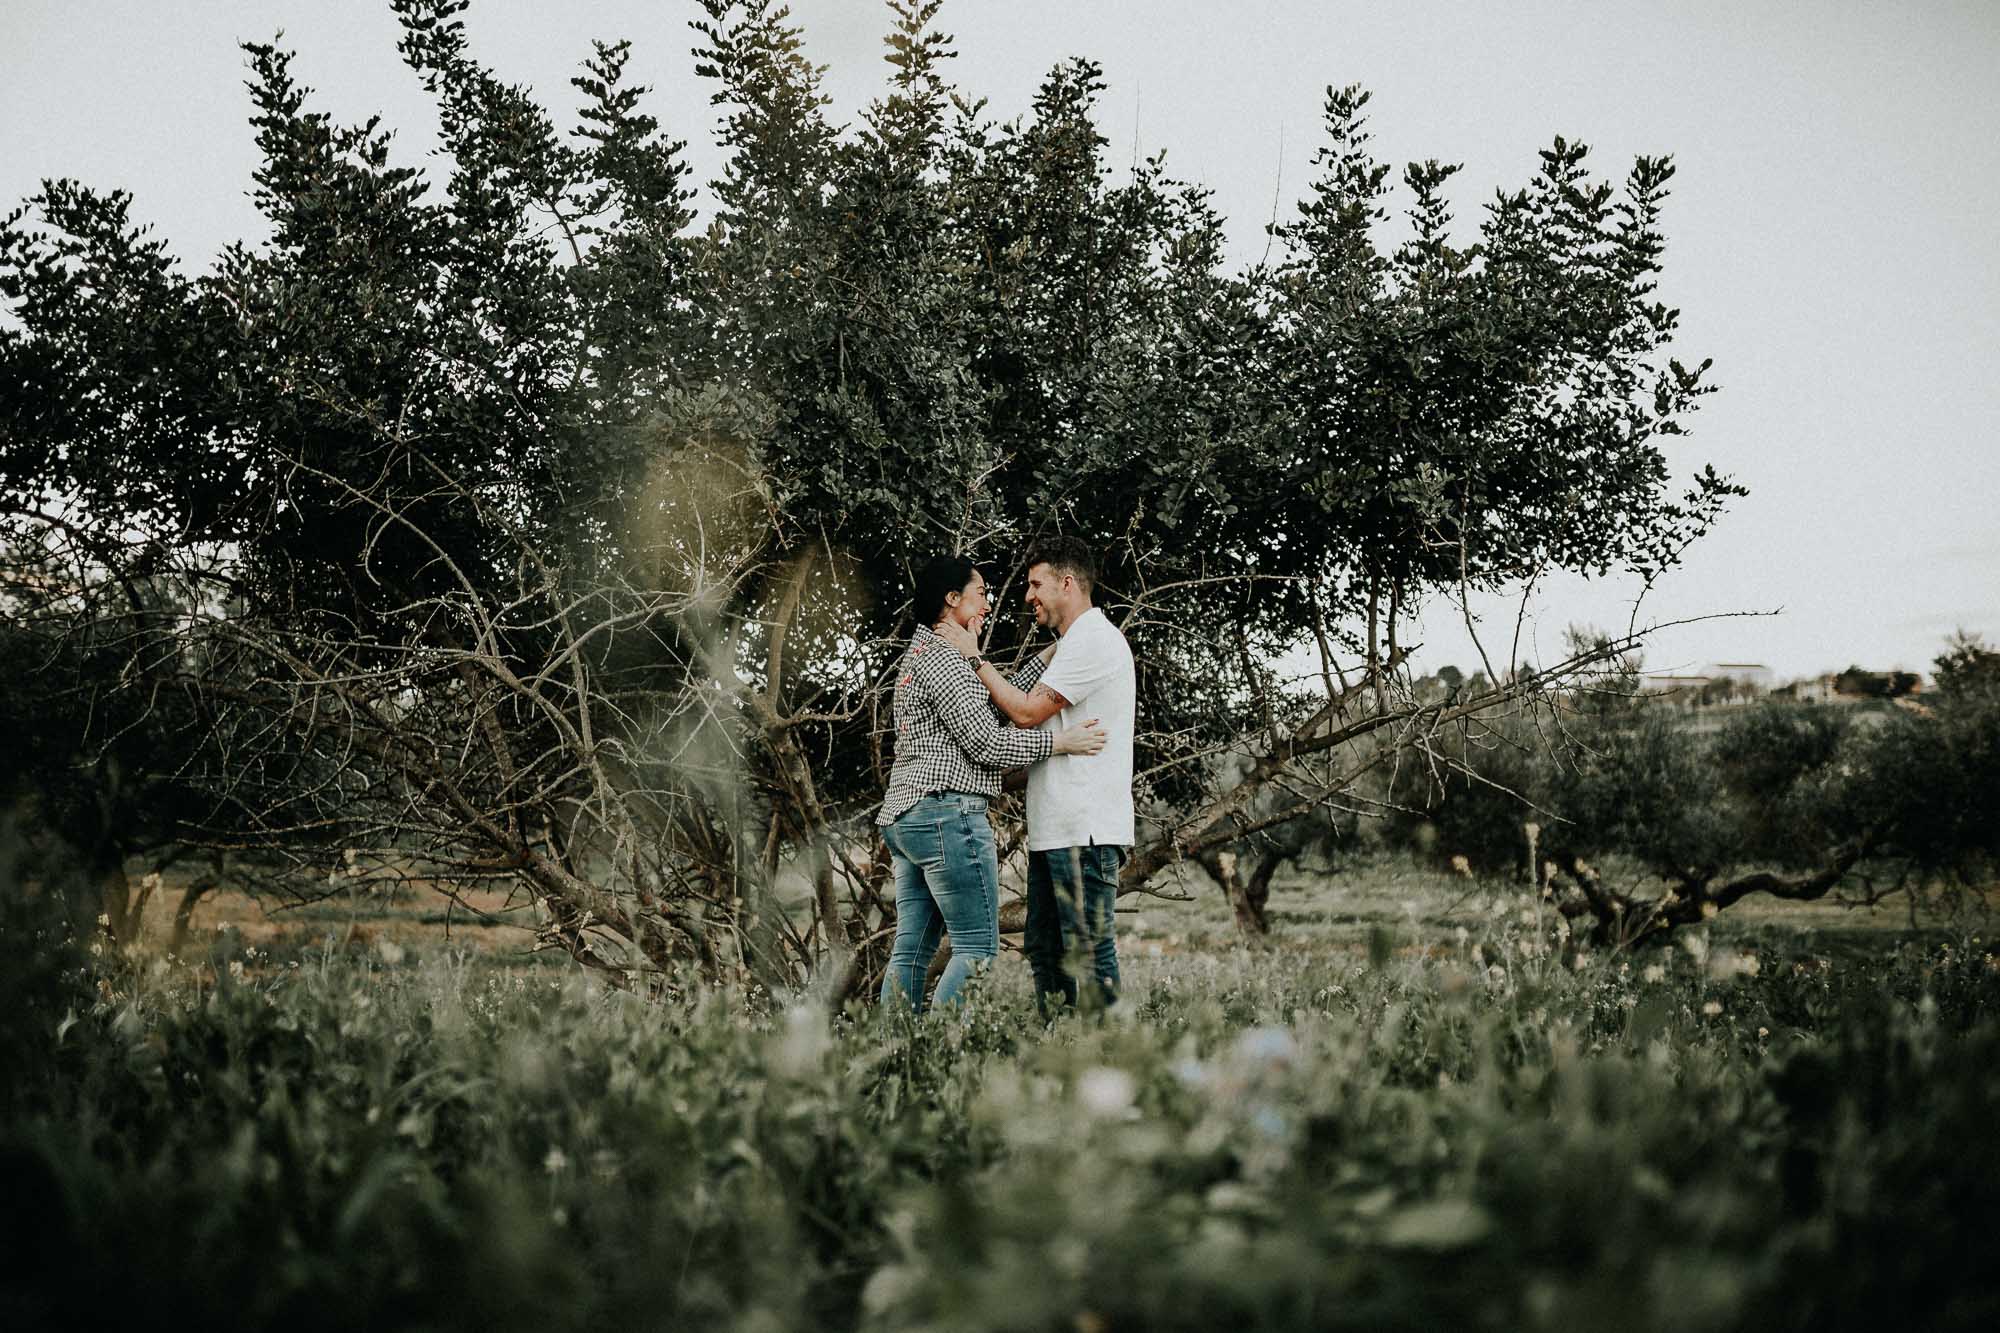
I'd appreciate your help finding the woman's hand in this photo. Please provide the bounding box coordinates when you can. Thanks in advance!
[1053,719,1106,756]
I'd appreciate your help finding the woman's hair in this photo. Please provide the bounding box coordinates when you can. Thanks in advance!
[912,554,978,627]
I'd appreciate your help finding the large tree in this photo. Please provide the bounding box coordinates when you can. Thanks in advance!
[0,0,1735,982]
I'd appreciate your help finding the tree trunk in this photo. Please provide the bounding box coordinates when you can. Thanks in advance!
[94,852,131,945]
[1201,850,1270,936]
[170,853,226,957]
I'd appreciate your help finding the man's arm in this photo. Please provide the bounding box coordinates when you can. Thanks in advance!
[923,653,1056,769]
[974,655,1069,728]
[934,624,1069,726]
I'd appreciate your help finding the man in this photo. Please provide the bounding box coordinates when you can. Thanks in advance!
[940,536,1134,1011]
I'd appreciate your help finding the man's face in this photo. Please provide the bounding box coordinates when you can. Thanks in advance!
[1024,563,1065,627]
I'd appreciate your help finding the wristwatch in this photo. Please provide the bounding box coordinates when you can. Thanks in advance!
[968,655,987,671]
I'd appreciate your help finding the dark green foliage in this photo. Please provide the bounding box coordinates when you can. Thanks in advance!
[1832,689,2000,881]
[1710,703,1853,866]
[1399,720,1546,874]
[1409,633,1998,940]
[1832,666,1920,699]
[1932,630,2000,699]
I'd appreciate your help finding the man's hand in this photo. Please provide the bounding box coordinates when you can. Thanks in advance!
[934,620,980,658]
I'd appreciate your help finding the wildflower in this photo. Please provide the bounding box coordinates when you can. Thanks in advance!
[1076,1067,1136,1118]
[1232,1026,1296,1067]
[1701,1000,1722,1017]
[1249,1105,1288,1140]
[1706,949,1761,981]
[96,913,111,927]
[228,959,245,980]
[376,938,406,967]
[773,1005,831,1078]
[543,1146,569,1175]
[1757,1026,1770,1040]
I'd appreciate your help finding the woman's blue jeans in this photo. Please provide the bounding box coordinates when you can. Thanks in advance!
[878,793,1001,1014]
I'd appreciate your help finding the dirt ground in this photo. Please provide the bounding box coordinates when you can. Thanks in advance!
[133,851,1990,974]
[128,870,546,966]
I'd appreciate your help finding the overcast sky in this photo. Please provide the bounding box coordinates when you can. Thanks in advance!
[5,1,1996,680]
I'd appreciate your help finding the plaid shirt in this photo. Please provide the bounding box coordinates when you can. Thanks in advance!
[876,627,1053,825]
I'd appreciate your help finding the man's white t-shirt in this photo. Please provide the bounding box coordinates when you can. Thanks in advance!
[1027,606,1136,851]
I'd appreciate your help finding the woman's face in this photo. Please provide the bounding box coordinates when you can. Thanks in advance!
[943,570,989,630]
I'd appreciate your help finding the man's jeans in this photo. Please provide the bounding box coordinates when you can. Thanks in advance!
[878,793,1001,1014]
[1025,843,1124,1012]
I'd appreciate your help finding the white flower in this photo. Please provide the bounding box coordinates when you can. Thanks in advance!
[1705,949,1761,981]
[1641,964,1666,984]
[773,1005,831,1078]
[1232,1026,1297,1067]
[543,1147,569,1175]
[1076,1067,1136,1118]
[1701,1000,1723,1017]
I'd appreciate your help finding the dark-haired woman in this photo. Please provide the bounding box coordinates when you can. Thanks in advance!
[876,556,1105,1013]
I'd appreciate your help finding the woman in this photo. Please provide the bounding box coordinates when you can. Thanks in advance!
[876,555,1105,1013]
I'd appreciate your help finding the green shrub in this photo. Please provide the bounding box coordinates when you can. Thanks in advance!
[3,911,1997,1331]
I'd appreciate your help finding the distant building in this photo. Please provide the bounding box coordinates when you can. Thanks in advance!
[1701,663,1775,693]
[1640,665,1771,706]
[1781,675,1838,704]
[1638,673,1711,704]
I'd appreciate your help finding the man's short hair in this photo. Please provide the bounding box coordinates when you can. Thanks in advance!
[1023,535,1097,596]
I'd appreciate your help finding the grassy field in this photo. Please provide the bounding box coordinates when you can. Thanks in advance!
[137,849,1957,982]
[6,859,1998,1332]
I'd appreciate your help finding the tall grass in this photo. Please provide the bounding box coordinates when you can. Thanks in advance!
[3,889,1997,1331]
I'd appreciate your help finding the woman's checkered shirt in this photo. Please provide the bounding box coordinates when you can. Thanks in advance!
[875,627,1052,825]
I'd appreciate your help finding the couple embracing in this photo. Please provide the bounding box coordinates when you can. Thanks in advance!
[875,536,1134,1016]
